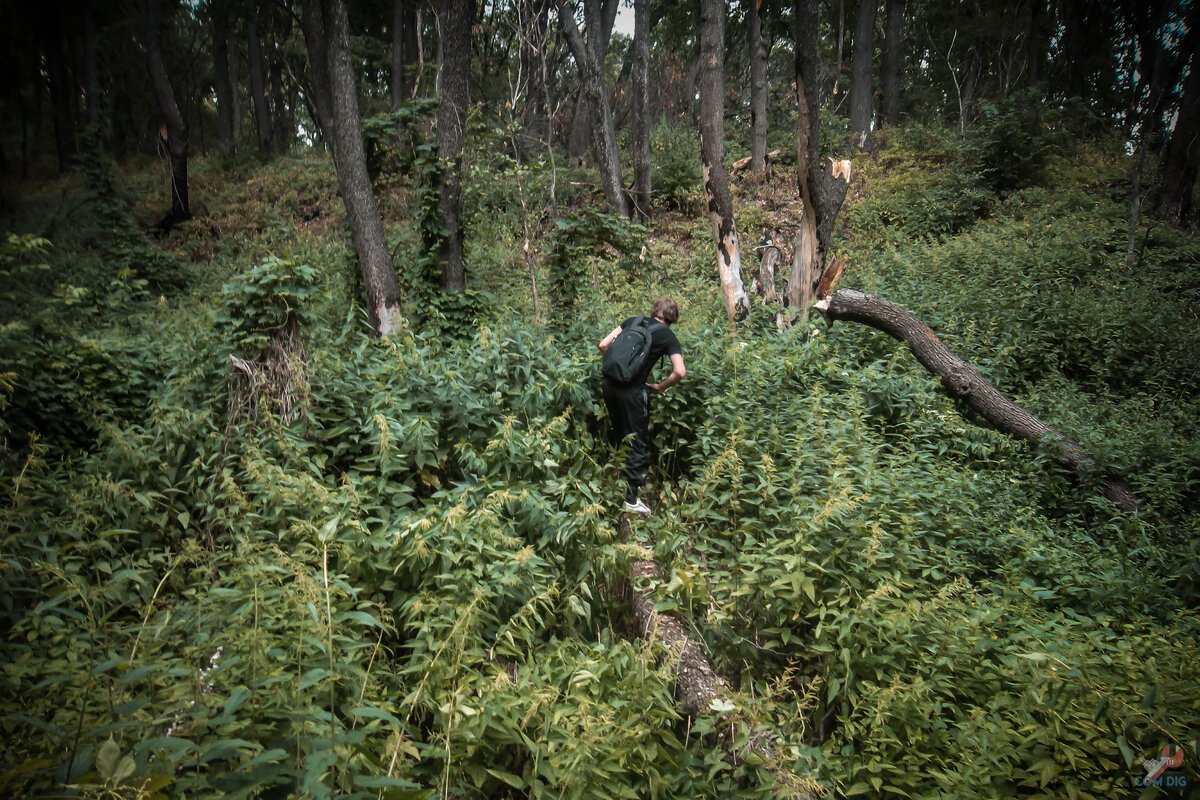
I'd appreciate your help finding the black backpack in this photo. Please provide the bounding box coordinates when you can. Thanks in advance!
[602,316,662,384]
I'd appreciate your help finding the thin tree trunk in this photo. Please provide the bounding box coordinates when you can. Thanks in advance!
[212,0,236,153]
[435,0,475,291]
[518,0,554,150]
[247,0,273,156]
[1151,3,1200,223]
[879,0,904,126]
[1026,0,1041,88]
[560,2,630,217]
[228,16,242,143]
[849,0,877,146]
[82,3,99,129]
[631,0,651,217]
[566,0,618,161]
[303,0,404,336]
[815,289,1141,514]
[144,0,190,227]
[39,1,77,171]
[269,37,290,153]
[392,0,419,109]
[749,0,769,176]
[788,0,851,317]
[700,0,749,323]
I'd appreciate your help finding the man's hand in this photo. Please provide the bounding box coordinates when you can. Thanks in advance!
[648,382,666,395]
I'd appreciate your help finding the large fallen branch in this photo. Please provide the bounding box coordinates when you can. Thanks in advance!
[814,289,1140,514]
[622,520,820,799]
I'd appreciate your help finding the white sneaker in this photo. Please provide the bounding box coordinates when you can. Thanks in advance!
[623,498,652,515]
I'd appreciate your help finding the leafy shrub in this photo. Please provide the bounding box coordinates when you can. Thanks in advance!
[650,121,704,213]
[966,90,1067,193]
[545,207,646,318]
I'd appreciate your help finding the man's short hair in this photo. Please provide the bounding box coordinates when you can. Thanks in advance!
[652,298,679,325]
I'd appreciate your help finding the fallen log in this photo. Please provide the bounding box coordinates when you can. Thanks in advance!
[622,519,820,799]
[814,289,1140,514]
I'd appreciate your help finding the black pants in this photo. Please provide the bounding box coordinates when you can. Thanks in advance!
[602,379,650,501]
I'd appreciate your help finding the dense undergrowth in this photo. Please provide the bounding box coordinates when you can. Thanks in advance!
[2,118,1198,800]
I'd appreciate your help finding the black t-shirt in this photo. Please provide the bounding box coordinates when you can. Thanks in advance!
[620,316,681,386]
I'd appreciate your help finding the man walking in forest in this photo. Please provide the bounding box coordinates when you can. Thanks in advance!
[598,298,687,515]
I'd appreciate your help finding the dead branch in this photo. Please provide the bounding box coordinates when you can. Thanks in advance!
[815,289,1141,514]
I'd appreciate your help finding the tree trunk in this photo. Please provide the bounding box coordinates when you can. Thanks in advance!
[391,0,419,109]
[144,0,190,227]
[788,0,851,317]
[749,0,769,176]
[212,0,236,154]
[247,0,273,156]
[700,0,749,323]
[631,0,651,217]
[566,0,618,162]
[518,0,554,151]
[434,0,475,292]
[269,36,291,154]
[1026,0,1041,88]
[1151,4,1200,224]
[82,3,99,129]
[879,0,904,126]
[303,0,404,337]
[560,2,630,218]
[849,0,877,146]
[39,1,77,172]
[815,289,1141,513]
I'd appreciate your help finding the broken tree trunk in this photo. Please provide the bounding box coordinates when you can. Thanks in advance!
[814,289,1140,514]
[788,0,851,317]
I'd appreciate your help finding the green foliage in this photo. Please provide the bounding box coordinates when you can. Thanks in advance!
[966,91,1068,193]
[216,255,318,352]
[546,207,647,318]
[362,97,440,184]
[649,122,704,213]
[3,125,1199,800]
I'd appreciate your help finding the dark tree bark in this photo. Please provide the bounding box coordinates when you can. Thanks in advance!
[82,3,99,129]
[788,0,851,316]
[247,0,273,156]
[1060,0,1088,100]
[849,0,877,145]
[560,2,630,217]
[700,0,748,322]
[878,0,904,126]
[815,289,1141,513]
[1027,0,1042,88]
[434,0,475,291]
[518,0,554,149]
[631,0,651,217]
[212,0,236,153]
[749,0,769,176]
[1151,3,1200,223]
[302,0,404,336]
[38,1,77,171]
[144,0,191,227]
[391,0,419,109]
[269,33,292,154]
[566,0,618,161]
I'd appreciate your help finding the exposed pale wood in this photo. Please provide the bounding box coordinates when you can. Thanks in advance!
[732,149,783,172]
[814,255,845,299]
